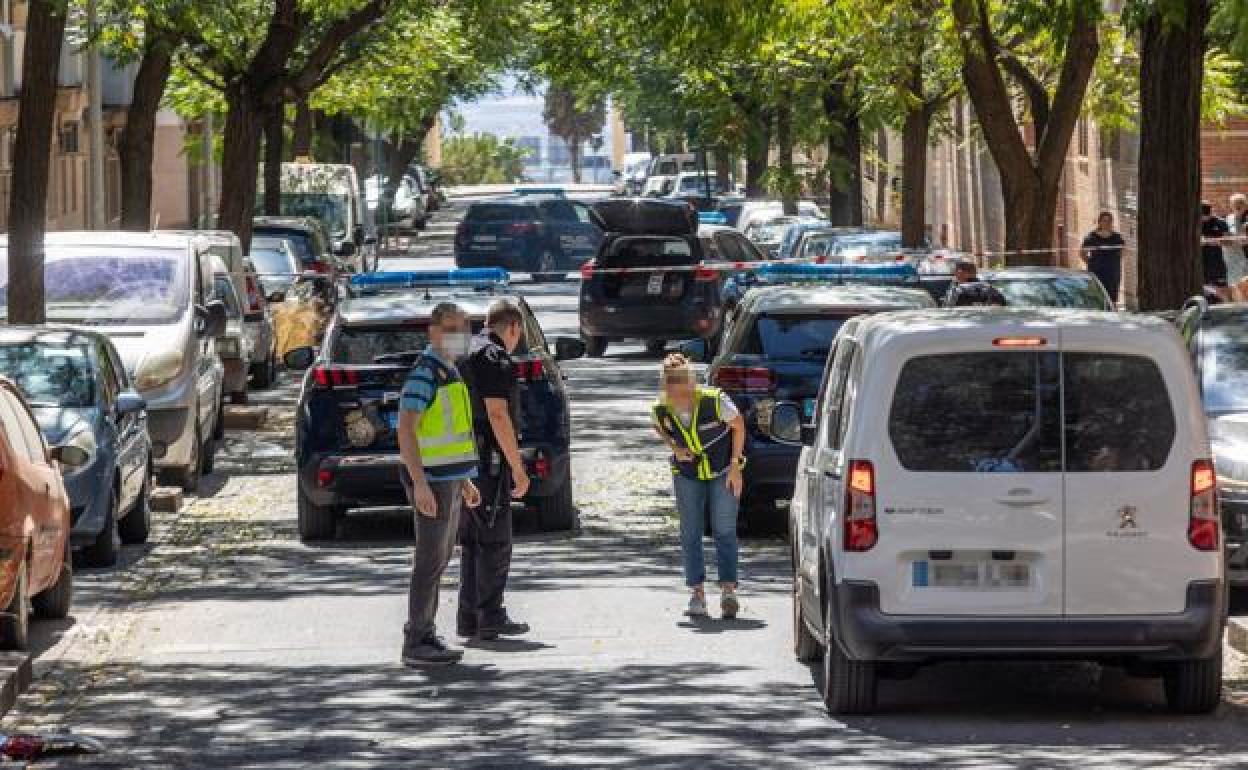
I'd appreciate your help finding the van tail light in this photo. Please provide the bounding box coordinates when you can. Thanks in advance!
[513,359,545,382]
[844,459,878,552]
[312,366,360,388]
[710,366,774,394]
[1189,459,1219,551]
[506,222,538,236]
[307,261,330,275]
[694,265,718,282]
[579,260,595,279]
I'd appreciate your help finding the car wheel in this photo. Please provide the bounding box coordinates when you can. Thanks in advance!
[251,352,275,390]
[118,468,152,545]
[793,569,821,663]
[1164,655,1222,714]
[822,594,877,715]
[0,561,30,651]
[583,335,608,358]
[81,486,120,568]
[644,339,667,358]
[33,540,72,620]
[536,473,576,532]
[164,419,202,493]
[297,484,339,542]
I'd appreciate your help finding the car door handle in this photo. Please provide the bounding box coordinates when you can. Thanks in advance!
[802,467,820,477]
[995,496,1050,506]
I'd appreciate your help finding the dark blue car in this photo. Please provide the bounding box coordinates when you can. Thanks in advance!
[0,328,151,567]
[454,196,602,281]
[284,269,587,540]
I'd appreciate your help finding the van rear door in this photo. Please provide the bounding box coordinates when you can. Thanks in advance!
[1059,331,1202,615]
[872,337,1065,616]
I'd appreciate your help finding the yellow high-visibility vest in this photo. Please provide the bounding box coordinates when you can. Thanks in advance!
[414,356,477,474]
[653,386,732,480]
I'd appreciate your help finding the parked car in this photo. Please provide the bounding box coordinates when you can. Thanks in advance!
[240,258,278,390]
[0,328,151,567]
[665,172,724,199]
[735,200,824,234]
[1176,298,1248,591]
[0,232,228,492]
[789,227,869,262]
[212,257,254,404]
[743,216,822,259]
[642,175,676,198]
[285,269,586,540]
[681,279,933,527]
[787,309,1225,714]
[253,217,338,278]
[454,196,603,281]
[275,162,377,270]
[0,377,81,648]
[249,237,303,301]
[967,267,1115,311]
[365,174,427,231]
[579,200,761,358]
[648,153,700,177]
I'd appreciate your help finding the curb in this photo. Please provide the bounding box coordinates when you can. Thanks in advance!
[0,651,32,717]
[1230,617,1248,656]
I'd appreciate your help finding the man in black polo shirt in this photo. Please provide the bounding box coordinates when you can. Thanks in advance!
[456,299,531,641]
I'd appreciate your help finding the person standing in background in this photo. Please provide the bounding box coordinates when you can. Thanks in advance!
[1201,201,1231,294]
[1080,211,1125,306]
[1226,194,1248,287]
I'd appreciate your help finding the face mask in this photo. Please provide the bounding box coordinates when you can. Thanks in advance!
[442,332,471,358]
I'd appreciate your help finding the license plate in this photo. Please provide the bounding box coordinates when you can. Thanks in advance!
[646,273,665,295]
[913,560,1030,589]
[473,235,496,243]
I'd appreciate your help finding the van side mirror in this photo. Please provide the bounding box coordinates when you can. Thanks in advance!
[284,346,316,371]
[678,338,709,363]
[554,336,586,362]
[115,391,146,416]
[768,402,804,445]
[197,300,228,339]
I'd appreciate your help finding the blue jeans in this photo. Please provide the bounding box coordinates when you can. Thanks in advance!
[674,473,739,587]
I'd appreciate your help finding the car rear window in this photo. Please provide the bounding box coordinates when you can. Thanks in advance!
[600,236,695,269]
[888,352,1174,473]
[466,204,531,222]
[990,277,1110,310]
[331,323,483,365]
[742,314,849,360]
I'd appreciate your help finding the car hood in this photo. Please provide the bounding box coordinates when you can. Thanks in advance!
[98,325,182,377]
[32,406,97,447]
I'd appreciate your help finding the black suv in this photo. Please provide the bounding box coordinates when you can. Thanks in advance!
[454,195,602,281]
[285,271,586,540]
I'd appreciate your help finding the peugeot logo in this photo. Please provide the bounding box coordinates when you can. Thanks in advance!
[1118,505,1138,529]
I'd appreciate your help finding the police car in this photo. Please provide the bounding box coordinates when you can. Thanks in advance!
[284,269,586,540]
[681,264,935,528]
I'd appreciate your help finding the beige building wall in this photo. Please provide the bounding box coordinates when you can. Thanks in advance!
[151,111,191,229]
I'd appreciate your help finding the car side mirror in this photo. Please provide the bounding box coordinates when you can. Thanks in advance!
[51,444,90,468]
[197,300,228,339]
[678,338,710,363]
[554,336,586,361]
[768,402,804,445]
[115,391,146,416]
[284,346,316,371]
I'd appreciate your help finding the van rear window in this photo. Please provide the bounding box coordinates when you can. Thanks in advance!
[887,352,1174,472]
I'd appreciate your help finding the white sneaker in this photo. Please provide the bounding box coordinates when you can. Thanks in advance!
[686,594,708,617]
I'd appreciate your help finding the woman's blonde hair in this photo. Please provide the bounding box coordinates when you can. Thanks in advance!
[660,352,696,386]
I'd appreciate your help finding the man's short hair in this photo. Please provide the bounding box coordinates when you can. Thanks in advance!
[486,298,524,329]
[430,302,466,326]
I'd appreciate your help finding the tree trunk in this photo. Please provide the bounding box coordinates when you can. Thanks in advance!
[776,102,796,215]
[570,135,583,183]
[1136,3,1209,311]
[217,86,264,251]
[999,170,1059,265]
[901,105,930,249]
[7,0,68,323]
[826,112,863,225]
[714,147,731,190]
[262,100,284,216]
[291,97,313,158]
[875,127,888,224]
[743,109,771,197]
[119,35,174,231]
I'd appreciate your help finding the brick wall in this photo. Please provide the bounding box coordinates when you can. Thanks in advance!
[1202,116,1248,215]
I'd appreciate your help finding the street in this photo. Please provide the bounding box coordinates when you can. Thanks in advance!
[2,205,1247,769]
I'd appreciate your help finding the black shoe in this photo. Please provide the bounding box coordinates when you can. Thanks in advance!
[402,635,463,666]
[456,622,478,638]
[477,618,530,641]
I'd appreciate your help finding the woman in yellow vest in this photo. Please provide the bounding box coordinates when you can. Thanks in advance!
[652,353,747,618]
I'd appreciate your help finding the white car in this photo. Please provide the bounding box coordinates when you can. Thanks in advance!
[642,175,676,197]
[783,309,1225,715]
[735,200,823,234]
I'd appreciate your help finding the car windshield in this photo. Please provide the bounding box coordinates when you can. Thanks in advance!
[331,322,484,365]
[249,242,299,278]
[990,276,1109,310]
[678,176,717,193]
[835,237,901,259]
[1199,314,1248,412]
[800,234,839,259]
[742,314,850,359]
[0,247,188,325]
[746,222,792,244]
[601,236,694,269]
[466,204,529,222]
[256,231,316,262]
[280,193,348,237]
[0,342,95,408]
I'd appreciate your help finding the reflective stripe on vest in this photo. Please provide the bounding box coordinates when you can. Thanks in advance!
[414,357,476,470]
[653,386,732,480]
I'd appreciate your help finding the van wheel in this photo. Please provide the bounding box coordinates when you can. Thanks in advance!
[33,541,72,620]
[822,599,877,714]
[298,486,339,542]
[0,563,29,651]
[793,574,821,663]
[1164,655,1222,714]
[644,339,667,357]
[584,335,608,358]
[119,470,152,545]
[537,475,576,531]
[81,487,120,568]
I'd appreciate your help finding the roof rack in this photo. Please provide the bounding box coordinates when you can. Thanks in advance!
[348,268,510,296]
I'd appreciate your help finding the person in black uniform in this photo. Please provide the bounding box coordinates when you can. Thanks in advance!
[1201,201,1231,291]
[456,299,531,641]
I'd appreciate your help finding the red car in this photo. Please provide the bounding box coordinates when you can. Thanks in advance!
[0,377,80,649]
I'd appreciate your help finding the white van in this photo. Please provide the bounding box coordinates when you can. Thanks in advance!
[0,232,228,492]
[274,162,376,268]
[784,309,1226,715]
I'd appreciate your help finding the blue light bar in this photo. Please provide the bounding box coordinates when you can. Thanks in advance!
[699,211,728,225]
[349,268,510,291]
[756,262,918,282]
[513,187,566,197]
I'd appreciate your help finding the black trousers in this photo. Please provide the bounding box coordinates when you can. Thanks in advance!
[457,469,514,629]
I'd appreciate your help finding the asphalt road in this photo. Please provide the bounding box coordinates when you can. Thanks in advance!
[6,204,1248,768]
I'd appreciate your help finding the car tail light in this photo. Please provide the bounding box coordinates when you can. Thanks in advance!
[312,366,360,388]
[1189,459,1219,551]
[710,366,774,394]
[507,222,538,236]
[533,454,550,479]
[513,359,545,382]
[844,459,878,552]
[244,273,263,313]
[993,336,1047,348]
[307,261,330,274]
[317,468,334,487]
[694,265,718,281]
[580,260,595,279]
